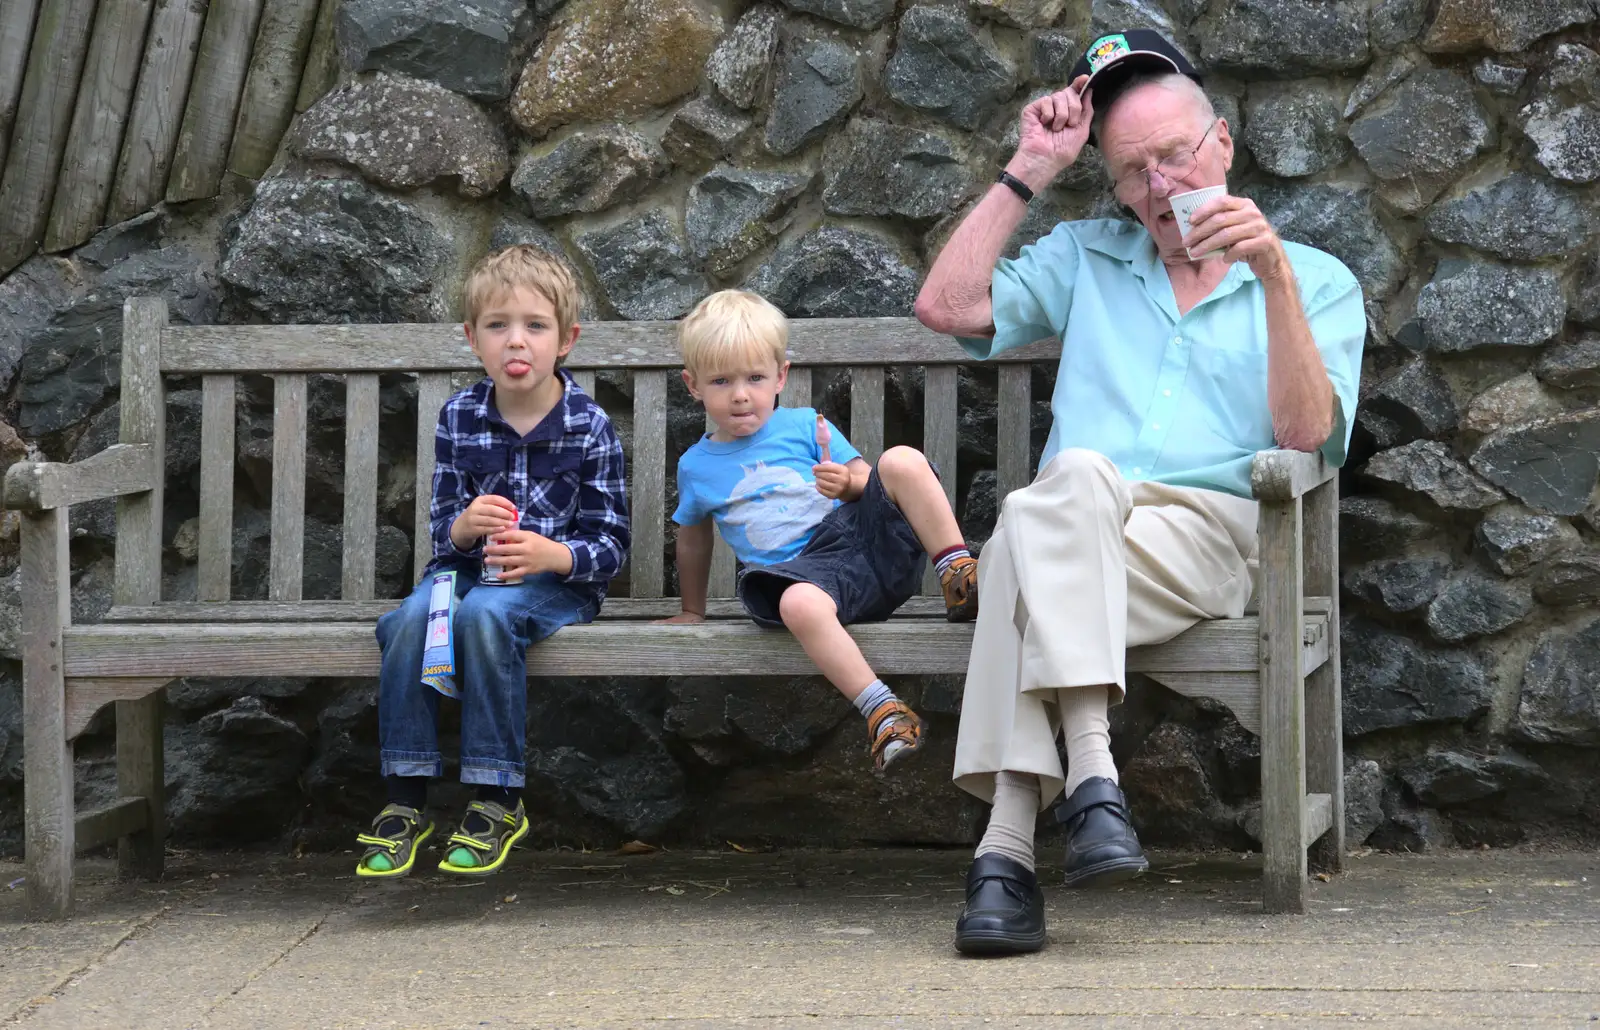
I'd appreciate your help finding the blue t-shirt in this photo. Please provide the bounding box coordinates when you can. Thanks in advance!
[672,406,862,566]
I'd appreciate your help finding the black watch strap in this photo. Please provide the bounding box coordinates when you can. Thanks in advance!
[996,170,1034,204]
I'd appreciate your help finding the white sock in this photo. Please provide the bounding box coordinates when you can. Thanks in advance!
[1060,684,1118,798]
[975,770,1040,871]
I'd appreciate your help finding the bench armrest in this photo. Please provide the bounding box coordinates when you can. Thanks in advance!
[1250,449,1335,503]
[2,444,157,512]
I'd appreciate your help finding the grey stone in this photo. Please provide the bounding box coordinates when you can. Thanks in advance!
[776,0,895,29]
[822,120,967,222]
[1348,69,1494,213]
[1533,553,1600,607]
[1090,0,1182,40]
[1340,495,1439,558]
[961,469,999,548]
[686,166,812,277]
[744,226,920,318]
[1242,85,1348,178]
[64,391,203,543]
[1360,440,1504,512]
[1536,335,1600,390]
[1470,410,1600,516]
[1342,616,1492,735]
[1474,58,1527,95]
[510,126,667,219]
[288,74,508,198]
[1252,183,1403,300]
[665,677,851,760]
[1514,617,1600,746]
[0,254,88,395]
[168,697,312,841]
[1345,53,1415,118]
[575,212,708,321]
[0,667,20,784]
[976,0,1066,29]
[1030,30,1077,86]
[488,213,563,256]
[1462,373,1564,436]
[1371,0,1427,50]
[0,571,17,659]
[1544,42,1600,99]
[1415,260,1565,353]
[1476,510,1580,577]
[663,98,755,171]
[1198,0,1369,76]
[1343,557,1451,613]
[1422,0,1598,54]
[1425,569,1535,642]
[1121,722,1240,848]
[1397,751,1548,807]
[21,246,217,435]
[1519,97,1600,185]
[1357,359,1458,448]
[885,7,1015,132]
[765,38,862,156]
[1424,172,1594,262]
[1372,787,1452,852]
[1575,250,1600,329]
[220,177,452,325]
[1344,758,1386,846]
[335,0,529,100]
[708,4,780,110]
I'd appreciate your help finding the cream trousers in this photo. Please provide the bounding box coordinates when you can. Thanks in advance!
[952,449,1259,809]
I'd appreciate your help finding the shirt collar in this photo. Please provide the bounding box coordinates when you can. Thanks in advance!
[1082,221,1258,315]
[475,370,590,444]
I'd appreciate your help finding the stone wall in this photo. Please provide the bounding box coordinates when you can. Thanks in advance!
[2,0,1598,856]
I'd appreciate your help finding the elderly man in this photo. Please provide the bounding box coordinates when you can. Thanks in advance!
[914,30,1364,955]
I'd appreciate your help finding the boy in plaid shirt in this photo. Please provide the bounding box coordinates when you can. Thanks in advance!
[358,246,629,879]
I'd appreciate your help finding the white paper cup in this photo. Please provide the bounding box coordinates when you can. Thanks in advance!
[1168,185,1227,260]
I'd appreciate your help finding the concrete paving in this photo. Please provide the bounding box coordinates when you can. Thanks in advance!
[2,845,1598,1028]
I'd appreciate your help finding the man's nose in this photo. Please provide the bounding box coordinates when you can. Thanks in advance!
[1146,168,1179,198]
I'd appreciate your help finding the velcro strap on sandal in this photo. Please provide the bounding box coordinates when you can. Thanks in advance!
[356,834,401,853]
[1053,778,1129,826]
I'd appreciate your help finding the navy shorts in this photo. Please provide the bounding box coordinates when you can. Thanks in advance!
[738,465,925,628]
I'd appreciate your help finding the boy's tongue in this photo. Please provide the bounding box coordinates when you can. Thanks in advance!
[505,359,532,377]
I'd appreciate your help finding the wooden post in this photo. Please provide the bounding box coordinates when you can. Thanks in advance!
[165,0,266,202]
[0,0,45,176]
[996,365,1031,501]
[1303,476,1345,873]
[292,0,337,112]
[226,0,320,179]
[921,365,958,595]
[848,366,885,463]
[22,506,74,918]
[413,373,453,580]
[0,0,100,275]
[630,371,667,598]
[113,297,168,880]
[105,0,207,224]
[1258,494,1307,914]
[43,0,158,252]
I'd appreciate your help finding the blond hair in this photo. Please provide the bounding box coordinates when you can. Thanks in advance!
[678,290,788,375]
[462,244,583,336]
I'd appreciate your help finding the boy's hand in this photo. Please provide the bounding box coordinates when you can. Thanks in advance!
[656,611,706,624]
[452,495,518,548]
[483,530,574,578]
[813,462,852,500]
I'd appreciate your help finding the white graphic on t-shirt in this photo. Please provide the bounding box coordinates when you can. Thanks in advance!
[719,461,833,552]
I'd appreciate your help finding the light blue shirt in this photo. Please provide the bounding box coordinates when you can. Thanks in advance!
[673,406,862,566]
[960,219,1365,498]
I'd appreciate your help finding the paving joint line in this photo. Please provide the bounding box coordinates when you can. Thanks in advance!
[2,904,171,1026]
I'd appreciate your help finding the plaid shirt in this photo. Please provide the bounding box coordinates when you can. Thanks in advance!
[427,372,630,598]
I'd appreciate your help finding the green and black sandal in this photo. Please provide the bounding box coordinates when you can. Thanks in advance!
[355,803,434,879]
[437,799,529,877]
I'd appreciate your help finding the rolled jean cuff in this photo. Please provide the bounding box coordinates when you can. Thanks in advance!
[461,760,526,789]
[381,751,443,779]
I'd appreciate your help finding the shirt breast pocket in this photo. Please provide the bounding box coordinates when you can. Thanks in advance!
[457,447,508,493]
[525,450,582,521]
[1189,346,1273,451]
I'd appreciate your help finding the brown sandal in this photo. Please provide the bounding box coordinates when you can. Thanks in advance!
[940,554,979,622]
[867,699,926,775]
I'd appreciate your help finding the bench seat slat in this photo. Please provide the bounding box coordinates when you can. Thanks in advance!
[65,613,1327,679]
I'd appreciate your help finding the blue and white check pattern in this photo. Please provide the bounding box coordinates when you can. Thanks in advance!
[427,371,630,597]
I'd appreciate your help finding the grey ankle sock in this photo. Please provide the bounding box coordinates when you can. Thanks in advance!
[854,680,909,761]
[975,770,1040,871]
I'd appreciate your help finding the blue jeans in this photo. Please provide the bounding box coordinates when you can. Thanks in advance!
[376,571,598,788]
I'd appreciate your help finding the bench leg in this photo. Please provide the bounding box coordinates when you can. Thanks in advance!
[1258,497,1308,915]
[1304,478,1344,875]
[116,693,166,880]
[21,509,75,919]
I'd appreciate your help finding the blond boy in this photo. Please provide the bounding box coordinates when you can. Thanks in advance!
[663,290,979,773]
[358,246,630,879]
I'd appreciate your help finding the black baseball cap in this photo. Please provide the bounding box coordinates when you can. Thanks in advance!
[1069,29,1203,142]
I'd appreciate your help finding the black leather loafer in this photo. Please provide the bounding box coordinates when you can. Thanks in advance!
[954,853,1047,955]
[1055,776,1149,888]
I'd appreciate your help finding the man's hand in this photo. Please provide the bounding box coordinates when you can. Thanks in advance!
[1183,195,1290,282]
[813,462,853,500]
[450,495,518,550]
[1010,75,1096,190]
[655,611,707,625]
[483,530,573,579]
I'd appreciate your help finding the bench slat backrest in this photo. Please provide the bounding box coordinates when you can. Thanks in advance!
[149,315,1054,605]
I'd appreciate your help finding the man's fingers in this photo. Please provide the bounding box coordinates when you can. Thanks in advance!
[1035,95,1056,126]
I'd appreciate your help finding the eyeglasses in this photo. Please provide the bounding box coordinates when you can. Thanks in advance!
[1110,120,1218,203]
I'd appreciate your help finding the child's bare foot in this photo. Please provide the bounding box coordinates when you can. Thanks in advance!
[867,698,926,775]
[940,554,979,622]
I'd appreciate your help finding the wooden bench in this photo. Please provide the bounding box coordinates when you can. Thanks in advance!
[9,298,1344,918]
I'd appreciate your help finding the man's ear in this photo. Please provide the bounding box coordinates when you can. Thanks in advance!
[681,368,701,401]
[1215,117,1235,173]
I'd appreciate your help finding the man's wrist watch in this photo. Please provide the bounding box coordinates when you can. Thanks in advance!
[996,170,1034,204]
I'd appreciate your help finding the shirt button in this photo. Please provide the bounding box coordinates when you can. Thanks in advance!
[1133,467,1144,475]
[1171,336,1182,346]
